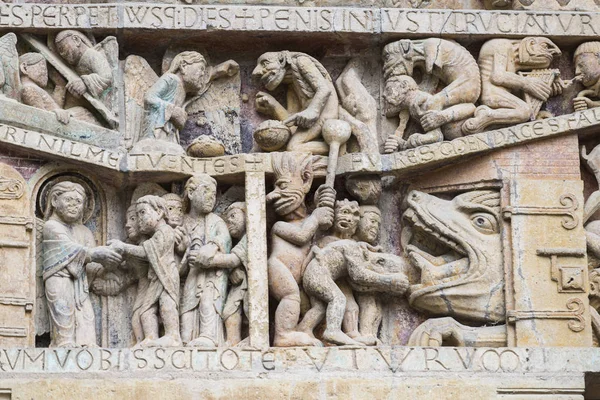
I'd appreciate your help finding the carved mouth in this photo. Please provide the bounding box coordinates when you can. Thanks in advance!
[403,208,466,257]
[262,70,280,90]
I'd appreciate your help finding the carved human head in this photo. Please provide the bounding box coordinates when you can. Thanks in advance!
[125,204,141,242]
[518,37,561,68]
[55,30,93,66]
[136,195,167,235]
[355,205,382,245]
[184,173,217,215]
[162,193,183,228]
[333,199,360,237]
[167,51,208,94]
[382,39,420,79]
[574,42,600,89]
[383,75,418,116]
[225,202,246,240]
[253,51,288,91]
[19,53,48,88]
[266,152,313,217]
[46,181,87,224]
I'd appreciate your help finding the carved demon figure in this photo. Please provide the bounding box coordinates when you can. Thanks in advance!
[463,37,564,134]
[402,190,507,347]
[573,41,600,112]
[252,51,338,155]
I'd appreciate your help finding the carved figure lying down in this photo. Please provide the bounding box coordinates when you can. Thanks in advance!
[298,240,410,346]
[402,190,507,347]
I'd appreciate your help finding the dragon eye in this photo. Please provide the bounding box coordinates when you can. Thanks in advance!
[471,213,498,234]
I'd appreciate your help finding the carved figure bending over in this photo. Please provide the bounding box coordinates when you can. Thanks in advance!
[266,152,335,347]
[109,196,182,348]
[573,42,600,112]
[42,181,122,347]
[402,190,507,347]
[463,37,564,134]
[19,53,99,126]
[176,174,232,347]
[298,240,409,346]
[135,51,238,154]
[382,38,481,152]
[252,51,338,155]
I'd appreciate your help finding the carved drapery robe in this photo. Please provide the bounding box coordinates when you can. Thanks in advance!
[42,218,96,347]
[222,235,248,321]
[142,73,186,145]
[180,212,231,345]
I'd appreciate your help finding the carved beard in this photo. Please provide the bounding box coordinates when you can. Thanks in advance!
[263,66,286,91]
[273,187,305,216]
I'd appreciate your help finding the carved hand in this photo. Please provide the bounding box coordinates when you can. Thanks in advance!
[91,277,123,296]
[107,239,126,255]
[420,110,449,132]
[53,109,71,125]
[315,184,336,209]
[229,267,245,285]
[90,246,123,268]
[384,136,403,154]
[175,227,189,254]
[223,60,240,77]
[170,106,188,130]
[48,68,67,87]
[189,243,219,268]
[286,108,319,128]
[66,78,87,97]
[524,77,551,101]
[255,91,281,117]
[314,207,334,230]
[574,96,594,111]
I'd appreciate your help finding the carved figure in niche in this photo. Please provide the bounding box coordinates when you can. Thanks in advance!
[0,33,20,101]
[463,37,565,134]
[335,58,379,154]
[109,196,182,347]
[573,42,600,112]
[382,38,481,152]
[54,30,115,104]
[266,152,335,346]
[42,181,122,347]
[221,202,249,347]
[252,51,338,155]
[133,51,239,155]
[298,239,409,346]
[176,174,232,347]
[402,190,507,346]
[162,193,184,228]
[19,53,100,126]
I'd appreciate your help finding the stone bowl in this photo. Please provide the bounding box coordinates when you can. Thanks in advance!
[253,120,291,152]
[186,136,226,158]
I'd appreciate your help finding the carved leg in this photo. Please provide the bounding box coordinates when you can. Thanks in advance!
[137,304,159,347]
[45,276,77,348]
[268,258,321,347]
[322,282,364,346]
[75,296,98,347]
[155,292,182,347]
[224,308,243,347]
[297,296,326,338]
[356,293,381,346]
[131,308,144,345]
[338,280,360,339]
[408,317,507,347]
[180,310,196,345]
[462,95,530,135]
[286,124,330,156]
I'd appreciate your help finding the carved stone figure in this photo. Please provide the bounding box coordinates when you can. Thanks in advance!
[0,33,20,101]
[252,51,338,155]
[19,53,99,126]
[573,42,600,112]
[132,51,238,155]
[403,190,507,346]
[298,239,409,346]
[463,37,565,134]
[382,38,481,152]
[42,181,122,347]
[177,174,232,347]
[162,193,183,228]
[266,152,334,347]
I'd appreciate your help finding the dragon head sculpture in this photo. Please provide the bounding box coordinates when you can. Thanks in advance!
[402,190,505,324]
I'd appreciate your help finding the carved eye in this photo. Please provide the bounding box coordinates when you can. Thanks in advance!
[471,213,498,234]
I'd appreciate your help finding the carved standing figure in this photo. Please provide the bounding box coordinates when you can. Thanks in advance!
[176,174,232,347]
[266,152,335,347]
[42,181,121,347]
[110,196,182,347]
[463,37,565,134]
[252,51,338,155]
[133,51,238,155]
[573,42,600,112]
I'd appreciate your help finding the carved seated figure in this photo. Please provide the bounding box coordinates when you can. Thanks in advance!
[19,53,100,126]
[252,51,338,155]
[573,41,600,112]
[402,190,507,347]
[109,196,182,348]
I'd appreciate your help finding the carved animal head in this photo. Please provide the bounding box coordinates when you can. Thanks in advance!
[253,51,288,91]
[518,37,561,69]
[574,41,600,89]
[382,39,423,79]
[266,152,313,217]
[402,190,505,323]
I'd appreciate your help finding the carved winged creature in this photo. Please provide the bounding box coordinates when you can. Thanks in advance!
[0,33,21,101]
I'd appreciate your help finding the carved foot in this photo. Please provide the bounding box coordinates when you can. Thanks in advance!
[352,334,378,346]
[408,317,507,347]
[187,336,217,348]
[134,337,159,348]
[462,106,493,135]
[405,130,444,149]
[273,331,323,347]
[322,329,366,346]
[154,334,182,347]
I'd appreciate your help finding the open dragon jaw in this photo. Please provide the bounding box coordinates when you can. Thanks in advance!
[2,0,600,399]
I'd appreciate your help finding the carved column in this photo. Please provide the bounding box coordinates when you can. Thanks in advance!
[244,170,269,349]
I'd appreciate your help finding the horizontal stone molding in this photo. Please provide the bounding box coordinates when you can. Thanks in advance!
[0,3,598,39]
[0,347,598,375]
